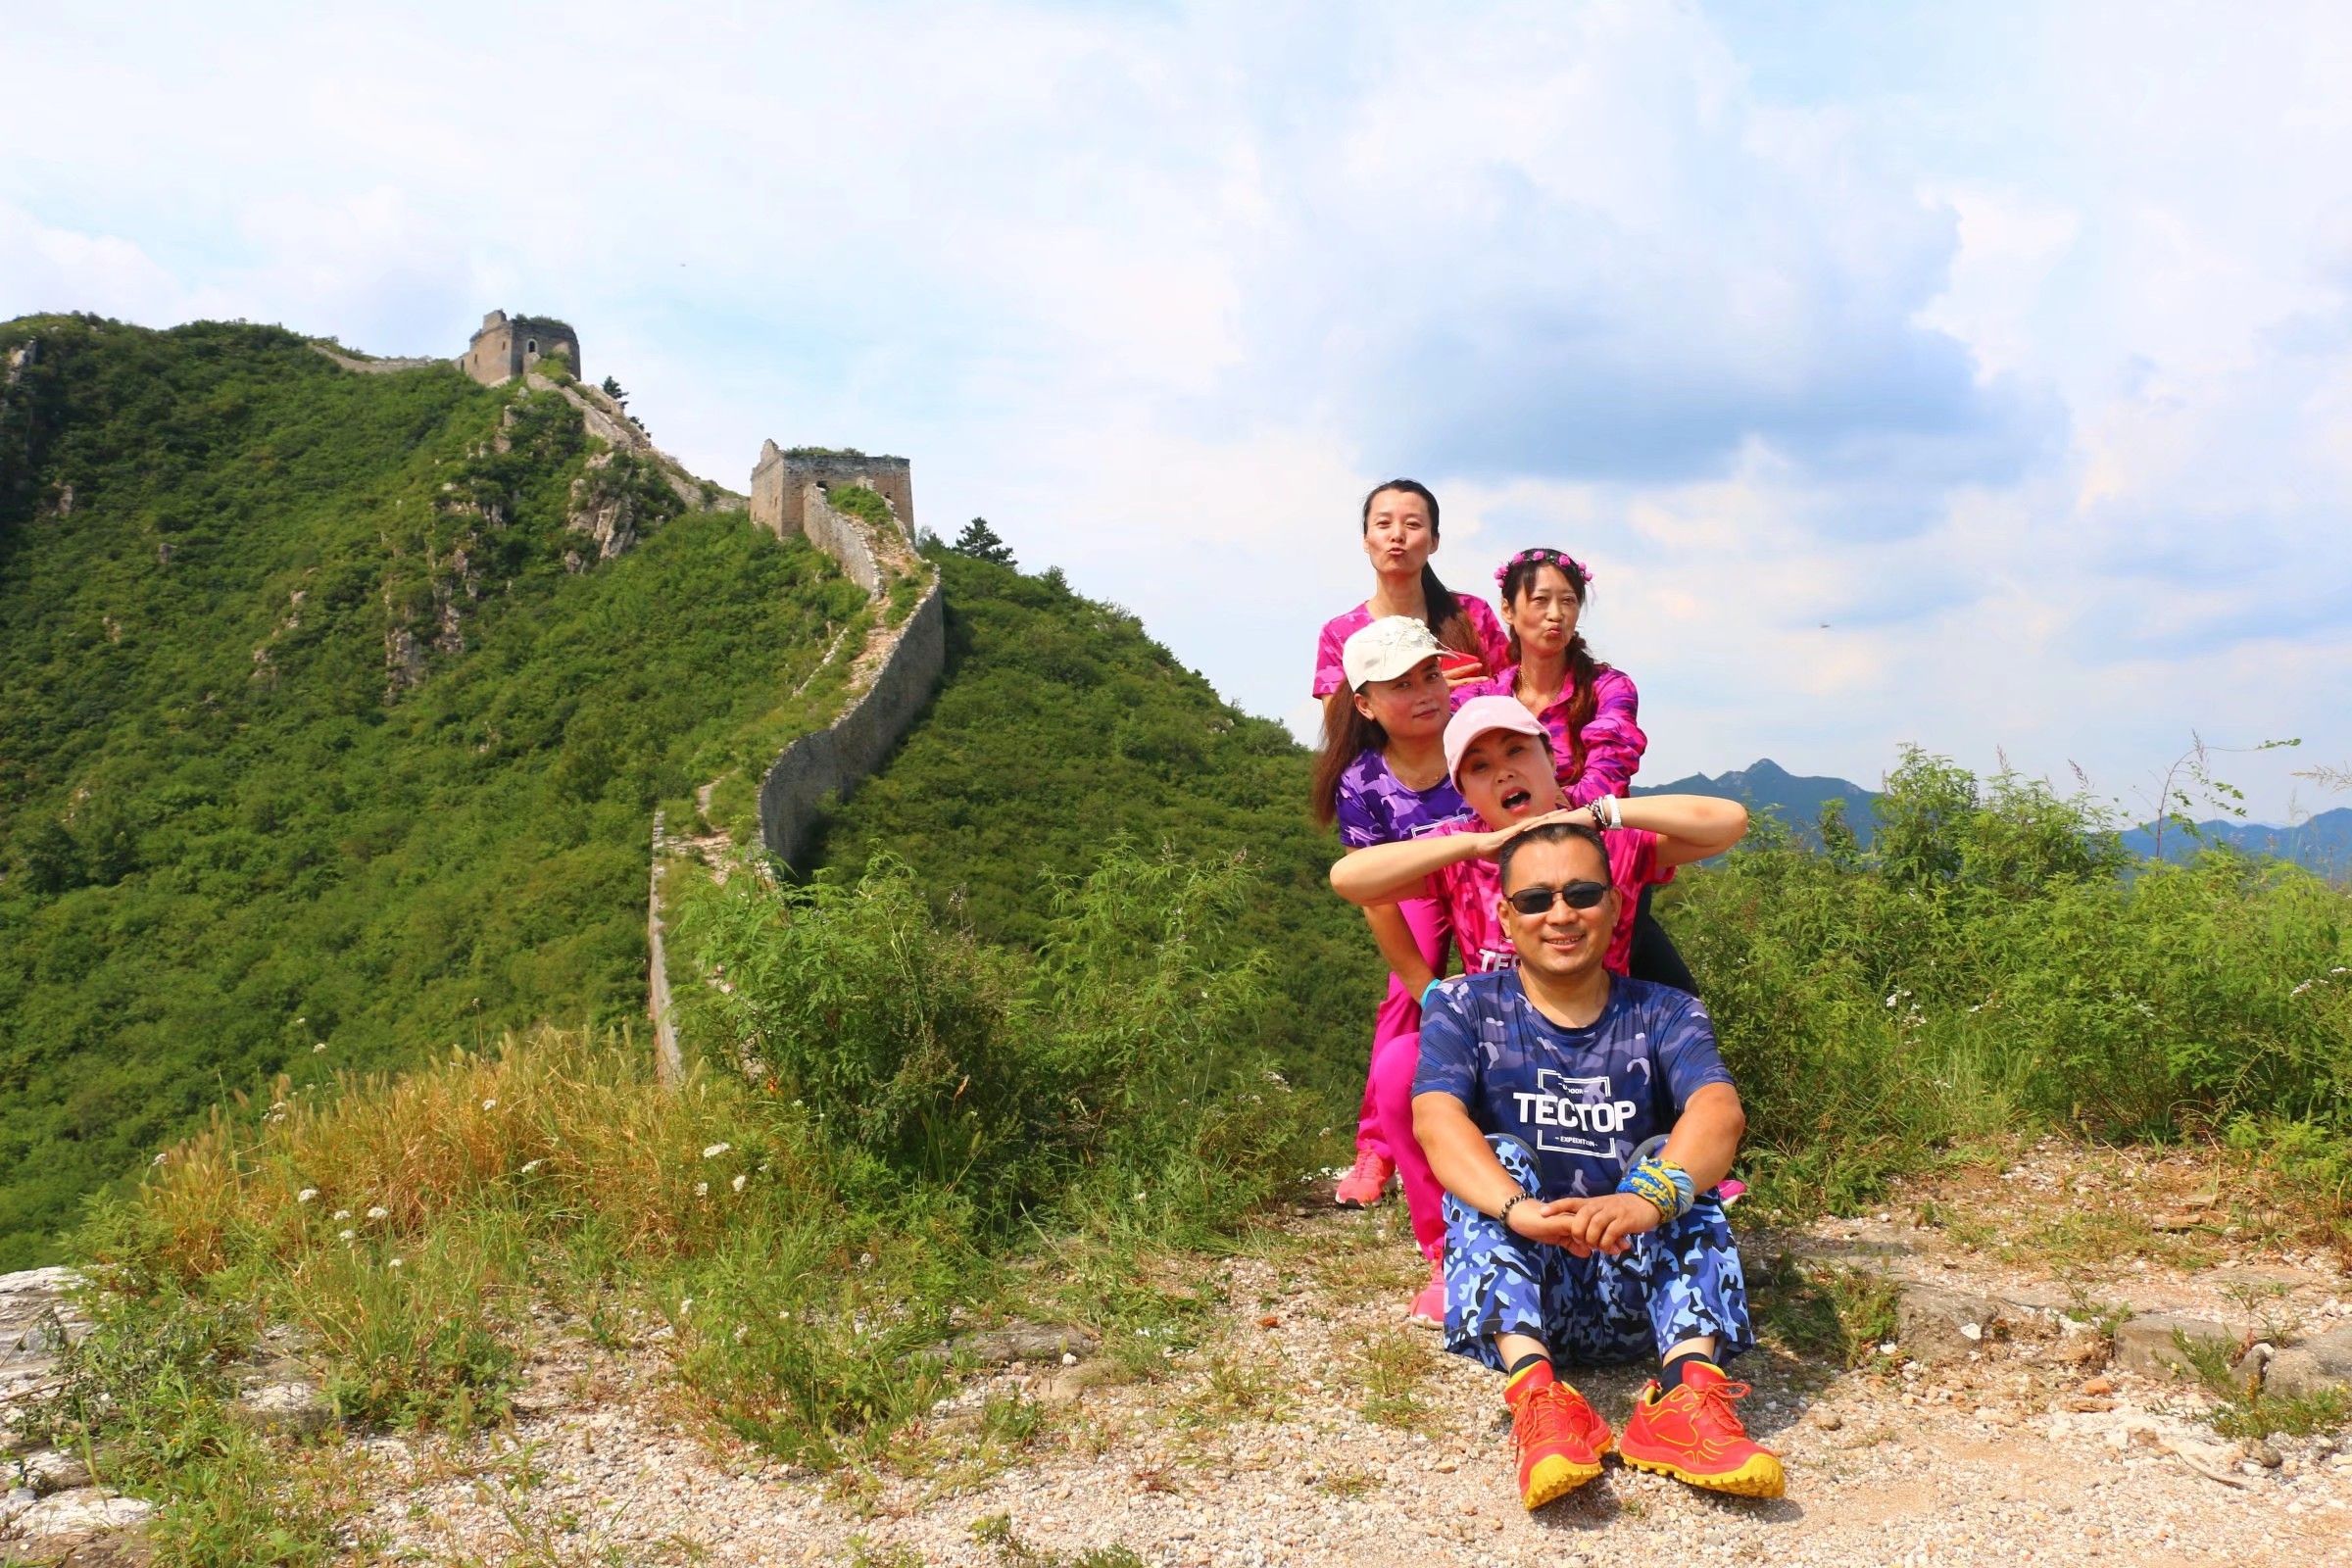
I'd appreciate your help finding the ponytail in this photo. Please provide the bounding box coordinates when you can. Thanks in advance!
[1310,689,1389,827]
[1419,564,1481,662]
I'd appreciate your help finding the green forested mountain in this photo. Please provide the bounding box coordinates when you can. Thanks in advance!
[0,316,862,1263]
[807,552,1387,1103]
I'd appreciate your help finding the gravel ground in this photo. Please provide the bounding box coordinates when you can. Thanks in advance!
[348,1168,2352,1568]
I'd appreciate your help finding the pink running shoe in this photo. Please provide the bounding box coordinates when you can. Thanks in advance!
[1408,1260,1446,1327]
[1333,1150,1396,1208]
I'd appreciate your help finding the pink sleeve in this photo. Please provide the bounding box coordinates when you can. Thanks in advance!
[1560,667,1647,808]
[1609,826,1673,893]
[1312,620,1348,697]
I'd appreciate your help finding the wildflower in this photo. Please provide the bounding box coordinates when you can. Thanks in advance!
[679,1298,693,1315]
[733,1326,749,1344]
[2293,980,2315,998]
[481,1098,498,1111]
[367,1205,389,1220]
[1134,1190,1148,1202]
[858,1251,875,1269]
[520,1159,544,1175]
[388,1257,404,1270]
[731,1173,747,1194]
[331,1209,350,1221]
[338,1229,356,1241]
[695,1181,709,1198]
[297,1189,318,1204]
[152,1151,170,1166]
[702,1143,731,1159]
[1886,992,1899,1007]
[314,1042,327,1054]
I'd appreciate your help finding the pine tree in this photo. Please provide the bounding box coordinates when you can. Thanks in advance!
[952,516,1016,565]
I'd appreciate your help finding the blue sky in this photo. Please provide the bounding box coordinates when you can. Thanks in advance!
[4,1,2348,822]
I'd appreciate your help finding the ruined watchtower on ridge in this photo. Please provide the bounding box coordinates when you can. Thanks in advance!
[462,311,580,386]
[749,442,915,594]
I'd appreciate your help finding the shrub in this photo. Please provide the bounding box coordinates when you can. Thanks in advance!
[1675,754,2352,1210]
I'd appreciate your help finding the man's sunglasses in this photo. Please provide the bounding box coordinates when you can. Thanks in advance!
[1503,880,1610,917]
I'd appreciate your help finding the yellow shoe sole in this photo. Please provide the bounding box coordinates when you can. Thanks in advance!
[1621,1449,1786,1498]
[1520,1451,1604,1509]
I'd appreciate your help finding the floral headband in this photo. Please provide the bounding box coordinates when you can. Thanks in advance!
[1494,547,1592,586]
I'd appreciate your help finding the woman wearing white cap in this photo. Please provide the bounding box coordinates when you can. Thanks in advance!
[1311,616,1475,1319]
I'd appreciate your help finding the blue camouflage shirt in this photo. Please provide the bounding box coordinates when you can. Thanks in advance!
[1413,971,1736,1200]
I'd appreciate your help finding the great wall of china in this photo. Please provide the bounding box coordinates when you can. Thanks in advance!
[0,312,952,1558]
[318,311,949,1084]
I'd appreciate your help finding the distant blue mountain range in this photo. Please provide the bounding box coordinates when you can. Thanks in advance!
[1640,759,2352,879]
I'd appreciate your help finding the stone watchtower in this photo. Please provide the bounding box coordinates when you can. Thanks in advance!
[462,311,580,385]
[749,442,916,595]
[749,445,914,540]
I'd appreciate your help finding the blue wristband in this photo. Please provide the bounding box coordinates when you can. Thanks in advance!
[1419,978,1445,1012]
[1618,1157,1695,1221]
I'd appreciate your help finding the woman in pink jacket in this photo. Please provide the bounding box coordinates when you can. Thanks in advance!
[1313,480,1511,1215]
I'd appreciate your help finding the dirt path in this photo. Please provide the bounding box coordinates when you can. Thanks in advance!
[344,1149,2352,1568]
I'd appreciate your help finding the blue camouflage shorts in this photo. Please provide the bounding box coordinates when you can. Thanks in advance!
[1442,1134,1755,1372]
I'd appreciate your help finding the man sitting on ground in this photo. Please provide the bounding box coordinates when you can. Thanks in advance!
[1411,817,1784,1508]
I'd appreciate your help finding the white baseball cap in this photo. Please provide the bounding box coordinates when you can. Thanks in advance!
[1341,616,1446,689]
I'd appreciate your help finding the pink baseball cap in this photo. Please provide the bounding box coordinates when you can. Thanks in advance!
[1443,695,1550,787]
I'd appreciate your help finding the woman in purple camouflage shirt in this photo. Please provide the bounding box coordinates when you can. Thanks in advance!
[1312,615,1478,1325]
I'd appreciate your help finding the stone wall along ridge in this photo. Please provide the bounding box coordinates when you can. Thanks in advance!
[756,577,944,871]
[309,345,453,375]
[647,812,681,1090]
[313,314,745,514]
[746,438,943,871]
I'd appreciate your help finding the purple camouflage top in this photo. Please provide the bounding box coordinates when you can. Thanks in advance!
[1334,749,1472,850]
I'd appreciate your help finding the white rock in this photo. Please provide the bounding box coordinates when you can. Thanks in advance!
[8,1487,156,1537]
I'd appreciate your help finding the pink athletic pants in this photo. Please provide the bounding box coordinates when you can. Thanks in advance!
[1351,896,1450,1261]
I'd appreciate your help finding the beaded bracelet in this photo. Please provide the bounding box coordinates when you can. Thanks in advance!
[1618,1156,1696,1221]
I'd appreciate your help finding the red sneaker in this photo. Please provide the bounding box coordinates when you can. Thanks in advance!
[1617,1362,1785,1497]
[1508,1373,1610,1508]
[1333,1150,1396,1208]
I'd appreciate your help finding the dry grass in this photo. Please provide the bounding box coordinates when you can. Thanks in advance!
[126,1029,769,1284]
[1351,1324,1442,1433]
[1169,1352,1293,1430]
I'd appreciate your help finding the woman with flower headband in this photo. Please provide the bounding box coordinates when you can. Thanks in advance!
[1465,547,1697,993]
[1313,479,1512,1213]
